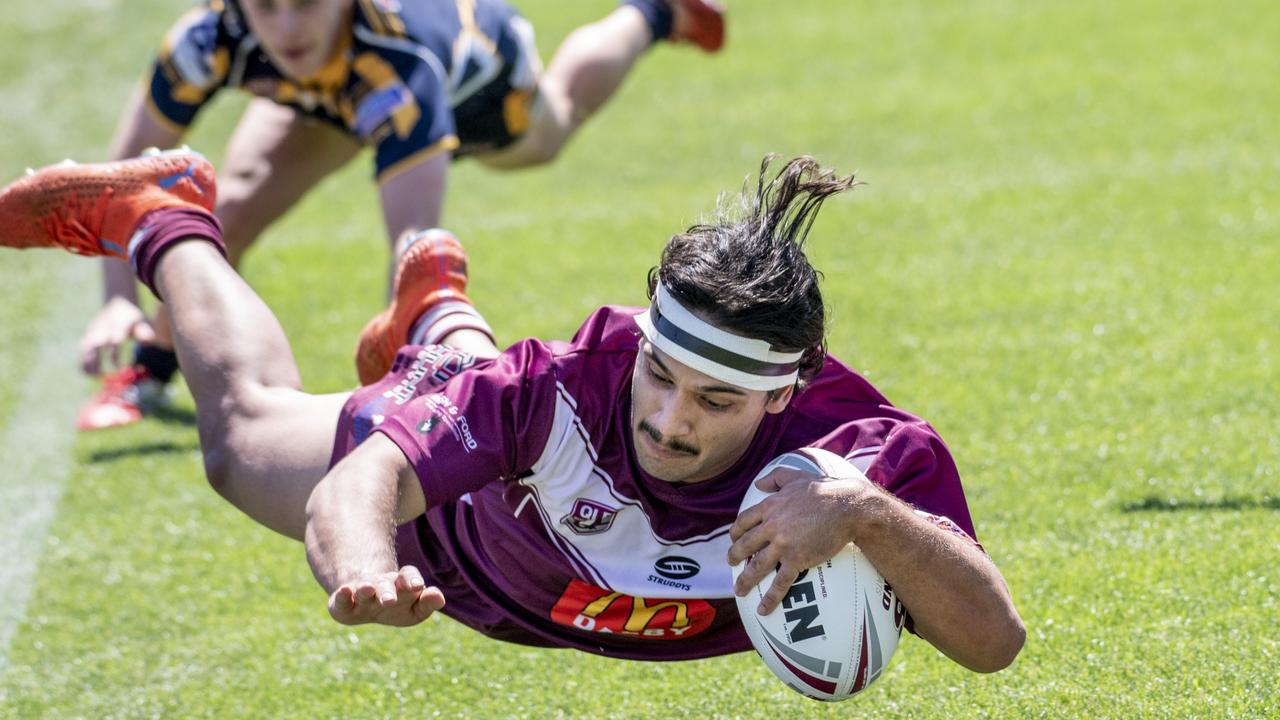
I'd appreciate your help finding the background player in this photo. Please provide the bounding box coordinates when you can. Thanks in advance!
[1,151,1024,671]
[76,0,726,429]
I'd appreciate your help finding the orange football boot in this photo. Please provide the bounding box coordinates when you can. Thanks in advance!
[355,229,473,385]
[670,0,726,53]
[0,148,215,259]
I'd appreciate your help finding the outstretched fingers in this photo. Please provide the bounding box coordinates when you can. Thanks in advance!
[328,566,445,627]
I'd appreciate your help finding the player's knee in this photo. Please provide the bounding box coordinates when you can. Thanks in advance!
[488,126,566,169]
[500,85,573,167]
[200,437,235,499]
[522,138,564,166]
[195,392,254,498]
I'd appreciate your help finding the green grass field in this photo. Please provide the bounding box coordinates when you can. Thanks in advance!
[2,0,1278,717]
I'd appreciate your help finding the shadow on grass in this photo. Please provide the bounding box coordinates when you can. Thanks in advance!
[151,405,197,427]
[86,440,199,464]
[1121,495,1280,513]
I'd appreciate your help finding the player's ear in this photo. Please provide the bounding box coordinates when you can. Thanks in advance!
[763,385,794,414]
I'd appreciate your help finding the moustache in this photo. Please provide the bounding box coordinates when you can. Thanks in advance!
[638,420,699,456]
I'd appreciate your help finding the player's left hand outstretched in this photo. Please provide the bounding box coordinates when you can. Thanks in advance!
[728,467,876,615]
[328,565,445,627]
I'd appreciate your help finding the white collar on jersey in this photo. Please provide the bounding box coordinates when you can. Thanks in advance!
[634,283,802,392]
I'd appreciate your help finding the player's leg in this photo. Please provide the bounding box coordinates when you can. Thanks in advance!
[84,100,363,429]
[0,152,348,541]
[153,239,349,541]
[479,0,724,169]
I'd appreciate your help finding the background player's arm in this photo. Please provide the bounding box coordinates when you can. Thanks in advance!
[304,432,441,627]
[729,470,1025,673]
[377,150,449,249]
[80,84,186,373]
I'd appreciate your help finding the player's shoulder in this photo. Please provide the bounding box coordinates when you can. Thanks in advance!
[526,306,642,391]
[157,0,243,91]
[797,354,893,408]
[777,353,928,445]
[350,0,463,45]
[351,0,412,41]
[163,0,244,46]
[567,306,645,354]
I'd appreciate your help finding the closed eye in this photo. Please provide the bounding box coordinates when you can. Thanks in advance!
[701,396,732,411]
[647,361,674,385]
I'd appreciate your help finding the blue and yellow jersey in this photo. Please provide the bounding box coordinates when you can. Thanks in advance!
[147,0,540,181]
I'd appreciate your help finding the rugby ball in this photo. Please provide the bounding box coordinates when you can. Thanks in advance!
[732,448,906,701]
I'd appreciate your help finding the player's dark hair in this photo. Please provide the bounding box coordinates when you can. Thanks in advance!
[648,155,858,393]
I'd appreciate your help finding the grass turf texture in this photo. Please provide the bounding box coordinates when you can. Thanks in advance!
[1,0,1277,717]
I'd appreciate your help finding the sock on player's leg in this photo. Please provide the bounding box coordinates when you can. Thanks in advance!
[620,0,674,44]
[130,208,226,299]
[134,344,181,384]
[409,299,495,347]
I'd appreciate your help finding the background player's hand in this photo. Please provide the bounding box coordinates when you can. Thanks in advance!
[78,296,156,375]
[727,467,876,615]
[327,565,445,627]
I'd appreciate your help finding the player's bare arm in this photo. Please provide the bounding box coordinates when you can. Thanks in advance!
[377,151,450,270]
[304,432,442,627]
[728,468,1025,673]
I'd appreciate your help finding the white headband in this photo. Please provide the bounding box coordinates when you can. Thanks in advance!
[634,283,802,391]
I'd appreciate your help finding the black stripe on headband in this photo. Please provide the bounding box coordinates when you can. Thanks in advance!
[651,306,800,377]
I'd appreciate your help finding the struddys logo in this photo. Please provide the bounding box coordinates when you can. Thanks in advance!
[648,556,700,592]
[560,498,618,535]
[550,579,715,640]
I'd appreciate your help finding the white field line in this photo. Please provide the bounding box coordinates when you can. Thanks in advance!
[0,259,93,676]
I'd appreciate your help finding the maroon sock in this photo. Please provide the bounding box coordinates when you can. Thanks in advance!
[128,208,226,300]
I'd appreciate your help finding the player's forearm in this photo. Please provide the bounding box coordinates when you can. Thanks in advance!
[849,492,1025,672]
[103,256,140,304]
[304,458,401,594]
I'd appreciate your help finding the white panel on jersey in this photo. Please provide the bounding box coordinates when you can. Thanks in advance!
[520,384,735,599]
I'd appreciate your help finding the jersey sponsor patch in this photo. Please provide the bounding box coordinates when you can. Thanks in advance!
[352,395,391,445]
[354,83,415,140]
[549,579,716,640]
[561,498,618,535]
[384,345,476,406]
[421,393,478,453]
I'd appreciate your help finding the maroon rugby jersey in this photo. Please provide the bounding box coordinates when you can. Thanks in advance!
[330,306,976,660]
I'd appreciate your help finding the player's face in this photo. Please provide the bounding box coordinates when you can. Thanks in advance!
[630,342,793,485]
[240,0,354,79]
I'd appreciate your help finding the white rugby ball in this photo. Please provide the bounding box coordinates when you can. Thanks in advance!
[733,448,906,701]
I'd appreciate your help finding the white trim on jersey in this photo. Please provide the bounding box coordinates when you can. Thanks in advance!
[516,383,738,598]
[353,24,452,103]
[228,35,259,88]
[846,445,881,474]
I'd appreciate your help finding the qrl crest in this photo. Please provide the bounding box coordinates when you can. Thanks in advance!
[561,498,618,535]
